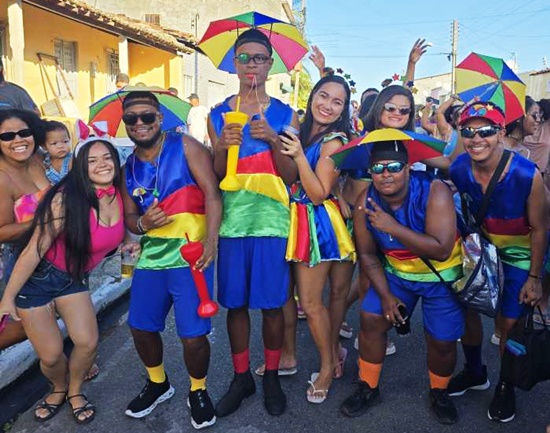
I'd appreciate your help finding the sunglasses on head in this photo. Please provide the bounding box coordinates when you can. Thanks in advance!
[234,53,271,65]
[384,103,411,116]
[369,161,406,175]
[0,128,33,142]
[122,112,160,126]
[460,125,502,139]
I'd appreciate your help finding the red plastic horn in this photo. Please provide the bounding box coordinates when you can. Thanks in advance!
[179,233,218,318]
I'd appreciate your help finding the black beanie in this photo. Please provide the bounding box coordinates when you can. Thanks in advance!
[234,28,273,55]
[370,140,408,164]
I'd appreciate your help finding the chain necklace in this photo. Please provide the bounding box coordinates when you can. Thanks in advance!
[131,135,165,200]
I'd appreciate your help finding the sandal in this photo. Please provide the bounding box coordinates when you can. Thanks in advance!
[254,363,298,377]
[334,347,348,379]
[307,373,329,404]
[84,363,100,381]
[34,390,67,422]
[67,394,96,424]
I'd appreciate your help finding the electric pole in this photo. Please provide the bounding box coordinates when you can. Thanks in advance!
[450,19,459,94]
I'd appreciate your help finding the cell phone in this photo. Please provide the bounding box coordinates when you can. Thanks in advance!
[397,304,408,322]
[251,114,261,122]
[279,125,300,140]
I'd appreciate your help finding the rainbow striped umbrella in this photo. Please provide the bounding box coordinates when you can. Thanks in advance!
[88,86,191,137]
[330,129,447,170]
[456,53,526,124]
[198,11,308,75]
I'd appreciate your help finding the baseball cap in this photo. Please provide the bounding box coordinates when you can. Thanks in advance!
[458,101,505,128]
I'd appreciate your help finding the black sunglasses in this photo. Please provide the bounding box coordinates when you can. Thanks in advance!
[369,161,406,175]
[384,103,411,116]
[0,128,33,142]
[460,125,502,139]
[235,53,271,65]
[122,112,160,126]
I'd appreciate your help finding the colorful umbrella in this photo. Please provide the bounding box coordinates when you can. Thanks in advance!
[198,11,308,75]
[456,52,526,124]
[330,129,447,170]
[88,86,191,137]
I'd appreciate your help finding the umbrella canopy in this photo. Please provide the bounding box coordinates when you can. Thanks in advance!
[88,86,191,137]
[456,52,526,124]
[330,129,447,170]
[198,11,308,75]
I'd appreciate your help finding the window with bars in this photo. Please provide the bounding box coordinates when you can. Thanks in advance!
[54,39,77,97]
[106,50,120,93]
[144,14,161,25]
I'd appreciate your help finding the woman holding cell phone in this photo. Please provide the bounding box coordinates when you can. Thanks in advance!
[280,74,355,404]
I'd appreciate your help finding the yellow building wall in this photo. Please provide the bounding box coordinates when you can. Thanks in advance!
[1,2,185,120]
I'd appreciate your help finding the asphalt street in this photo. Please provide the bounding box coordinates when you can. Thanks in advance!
[3,291,550,433]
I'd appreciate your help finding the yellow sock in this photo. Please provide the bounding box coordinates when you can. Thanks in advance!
[146,364,166,384]
[429,371,451,389]
[190,376,207,391]
[359,359,383,389]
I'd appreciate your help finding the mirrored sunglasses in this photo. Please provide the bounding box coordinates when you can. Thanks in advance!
[369,161,406,175]
[384,103,411,116]
[122,112,159,126]
[234,53,271,65]
[0,128,33,142]
[460,125,502,139]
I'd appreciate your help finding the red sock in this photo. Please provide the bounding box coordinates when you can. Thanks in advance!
[264,348,281,371]
[231,349,249,374]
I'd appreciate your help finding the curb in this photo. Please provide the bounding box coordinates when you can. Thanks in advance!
[0,277,131,391]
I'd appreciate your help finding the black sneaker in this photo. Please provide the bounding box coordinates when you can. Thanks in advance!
[429,388,458,425]
[448,365,490,396]
[187,389,216,430]
[340,381,381,418]
[125,376,175,418]
[215,370,256,417]
[488,381,516,423]
[263,370,286,416]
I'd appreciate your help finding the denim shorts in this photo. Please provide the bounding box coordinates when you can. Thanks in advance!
[15,259,89,309]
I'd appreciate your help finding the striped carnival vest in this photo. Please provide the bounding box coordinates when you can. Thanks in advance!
[210,96,294,238]
[125,132,206,269]
[367,171,463,282]
[451,152,536,271]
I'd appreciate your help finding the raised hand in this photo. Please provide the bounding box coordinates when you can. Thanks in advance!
[408,38,430,65]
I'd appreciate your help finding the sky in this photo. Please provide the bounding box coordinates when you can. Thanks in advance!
[301,0,550,96]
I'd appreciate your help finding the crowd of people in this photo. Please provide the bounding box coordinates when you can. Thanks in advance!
[0,25,550,432]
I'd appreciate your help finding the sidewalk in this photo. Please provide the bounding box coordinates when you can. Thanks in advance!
[0,254,130,391]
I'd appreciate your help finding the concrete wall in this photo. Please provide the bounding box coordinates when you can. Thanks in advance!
[89,0,294,108]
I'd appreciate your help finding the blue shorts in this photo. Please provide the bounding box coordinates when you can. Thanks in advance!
[128,266,214,338]
[500,263,529,319]
[361,271,465,341]
[217,237,289,310]
[15,259,89,309]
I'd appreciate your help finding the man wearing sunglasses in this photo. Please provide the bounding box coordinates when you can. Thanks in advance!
[449,101,548,424]
[120,91,222,430]
[341,140,464,425]
[209,28,299,418]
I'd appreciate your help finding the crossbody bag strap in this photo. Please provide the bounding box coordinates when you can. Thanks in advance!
[474,149,512,226]
[419,257,454,291]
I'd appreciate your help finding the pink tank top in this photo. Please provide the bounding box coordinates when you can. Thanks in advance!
[45,193,125,272]
[13,188,49,223]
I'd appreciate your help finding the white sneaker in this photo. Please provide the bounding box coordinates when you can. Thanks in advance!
[339,322,353,339]
[490,333,500,346]
[385,341,396,356]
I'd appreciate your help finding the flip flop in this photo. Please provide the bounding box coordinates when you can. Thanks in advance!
[307,373,328,404]
[254,364,298,377]
[84,363,100,381]
[334,347,348,379]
